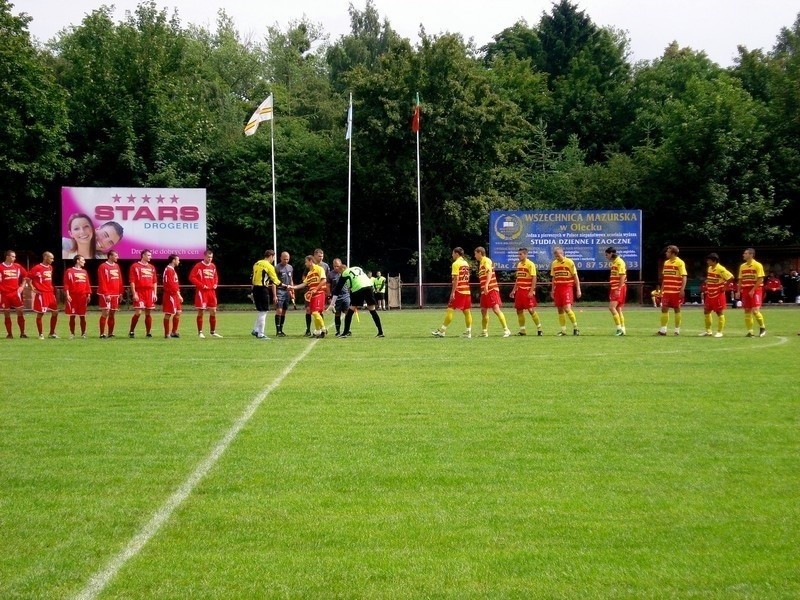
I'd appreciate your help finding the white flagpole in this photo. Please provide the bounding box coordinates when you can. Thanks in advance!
[415,93,423,309]
[270,107,277,252]
[347,93,353,265]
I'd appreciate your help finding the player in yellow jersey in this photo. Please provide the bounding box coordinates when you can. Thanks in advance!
[291,255,328,337]
[699,253,734,337]
[736,247,766,337]
[657,245,687,335]
[509,248,542,336]
[550,246,581,336]
[432,247,473,338]
[473,247,510,337]
[605,247,627,336]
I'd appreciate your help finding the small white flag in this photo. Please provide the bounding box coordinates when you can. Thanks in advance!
[244,94,273,136]
[345,96,353,141]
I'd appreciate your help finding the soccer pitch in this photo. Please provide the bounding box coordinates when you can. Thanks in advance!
[2,307,798,598]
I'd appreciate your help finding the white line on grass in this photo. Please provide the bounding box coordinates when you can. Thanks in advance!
[74,340,318,600]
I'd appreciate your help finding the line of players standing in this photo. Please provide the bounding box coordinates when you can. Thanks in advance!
[0,248,221,340]
[430,244,792,338]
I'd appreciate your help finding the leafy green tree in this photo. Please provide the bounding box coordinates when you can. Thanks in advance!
[0,0,70,246]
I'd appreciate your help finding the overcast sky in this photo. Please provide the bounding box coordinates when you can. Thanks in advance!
[14,0,800,66]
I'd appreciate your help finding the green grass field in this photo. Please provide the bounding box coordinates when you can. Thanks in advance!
[1,306,798,599]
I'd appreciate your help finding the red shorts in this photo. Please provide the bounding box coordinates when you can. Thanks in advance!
[741,288,763,310]
[480,289,501,309]
[98,295,120,311]
[514,290,538,310]
[704,294,726,313]
[132,288,157,310]
[447,293,472,311]
[661,292,683,309]
[194,289,218,309]
[307,293,325,314]
[552,285,574,308]
[163,292,182,314]
[65,294,89,316]
[33,292,58,313]
[609,285,627,307]
[1,291,24,310]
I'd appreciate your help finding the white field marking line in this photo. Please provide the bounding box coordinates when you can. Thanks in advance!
[74,340,318,600]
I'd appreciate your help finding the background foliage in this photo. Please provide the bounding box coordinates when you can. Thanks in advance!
[2,0,800,280]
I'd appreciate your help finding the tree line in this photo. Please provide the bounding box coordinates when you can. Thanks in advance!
[2,0,799,281]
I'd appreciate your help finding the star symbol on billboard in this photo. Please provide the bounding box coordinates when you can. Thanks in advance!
[156,195,165,203]
[112,194,121,203]
[127,195,136,203]
[170,195,179,203]
[142,195,151,203]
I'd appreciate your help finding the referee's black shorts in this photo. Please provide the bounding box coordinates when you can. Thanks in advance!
[253,286,270,311]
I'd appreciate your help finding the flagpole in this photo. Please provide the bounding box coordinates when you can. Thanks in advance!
[270,106,277,252]
[415,92,423,309]
[347,92,353,265]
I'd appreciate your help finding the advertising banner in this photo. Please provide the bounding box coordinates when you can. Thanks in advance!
[489,210,642,271]
[61,187,206,260]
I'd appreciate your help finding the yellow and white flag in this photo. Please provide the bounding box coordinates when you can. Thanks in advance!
[244,94,273,136]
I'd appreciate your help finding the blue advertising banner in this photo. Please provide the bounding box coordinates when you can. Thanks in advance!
[489,210,642,271]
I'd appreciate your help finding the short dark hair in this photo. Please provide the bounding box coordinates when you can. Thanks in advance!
[453,247,464,256]
[264,250,275,258]
[605,246,617,256]
[168,254,179,263]
[140,249,152,258]
[706,252,720,262]
[518,248,528,253]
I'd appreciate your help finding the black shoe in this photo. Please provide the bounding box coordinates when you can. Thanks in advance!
[557,331,567,336]
[376,333,385,338]
[276,331,286,337]
[108,334,115,338]
[100,334,107,339]
[251,330,258,337]
[537,330,543,336]
[146,333,153,338]
[573,329,580,336]
[129,332,135,338]
[339,332,352,338]
[19,333,27,338]
[170,333,180,338]
[516,331,527,336]
[304,331,312,337]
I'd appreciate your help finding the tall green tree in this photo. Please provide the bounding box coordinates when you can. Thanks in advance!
[0,0,70,247]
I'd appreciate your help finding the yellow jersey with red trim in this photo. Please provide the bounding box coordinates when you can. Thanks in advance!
[515,259,536,290]
[304,263,327,297]
[550,257,577,287]
[477,256,499,293]
[705,263,734,297]
[609,256,627,291]
[452,257,471,295]
[738,260,765,290]
[661,257,687,294]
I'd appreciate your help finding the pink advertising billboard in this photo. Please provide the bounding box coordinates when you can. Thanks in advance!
[61,187,207,260]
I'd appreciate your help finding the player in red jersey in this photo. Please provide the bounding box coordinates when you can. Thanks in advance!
[658,245,688,335]
[97,250,124,338]
[190,250,221,338]
[605,246,628,336]
[128,249,158,338]
[432,247,473,338]
[29,251,59,339]
[64,255,92,338]
[1,249,29,338]
[162,254,183,338]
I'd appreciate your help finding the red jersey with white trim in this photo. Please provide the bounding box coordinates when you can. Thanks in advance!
[97,261,124,295]
[0,262,27,294]
[190,261,218,290]
[28,263,55,293]
[64,267,91,295]
[163,265,180,294]
[477,256,499,293]
[129,261,157,290]
[705,263,733,298]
